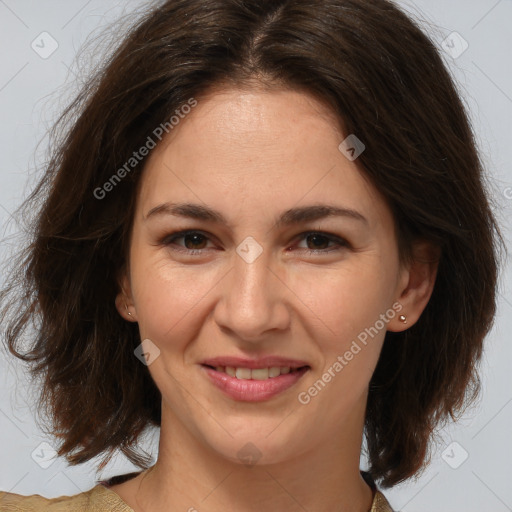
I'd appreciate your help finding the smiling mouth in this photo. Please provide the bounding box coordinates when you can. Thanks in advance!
[202,364,310,381]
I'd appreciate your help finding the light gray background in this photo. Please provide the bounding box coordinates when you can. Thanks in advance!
[0,1,511,511]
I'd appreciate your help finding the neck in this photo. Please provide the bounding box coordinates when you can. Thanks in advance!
[134,397,374,512]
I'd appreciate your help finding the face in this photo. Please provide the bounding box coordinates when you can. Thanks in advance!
[117,86,421,466]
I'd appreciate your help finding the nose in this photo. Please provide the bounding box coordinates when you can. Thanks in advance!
[213,244,290,342]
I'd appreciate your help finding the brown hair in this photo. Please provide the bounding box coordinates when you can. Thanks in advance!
[0,0,503,488]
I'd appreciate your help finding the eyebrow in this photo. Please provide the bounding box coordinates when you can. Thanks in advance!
[144,202,368,227]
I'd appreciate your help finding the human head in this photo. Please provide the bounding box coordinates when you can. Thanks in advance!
[0,0,500,488]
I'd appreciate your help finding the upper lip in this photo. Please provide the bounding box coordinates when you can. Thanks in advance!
[201,356,310,369]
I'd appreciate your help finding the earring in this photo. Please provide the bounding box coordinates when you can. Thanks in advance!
[399,314,407,324]
[125,303,133,317]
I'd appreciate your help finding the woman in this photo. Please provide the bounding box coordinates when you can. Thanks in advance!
[0,0,501,511]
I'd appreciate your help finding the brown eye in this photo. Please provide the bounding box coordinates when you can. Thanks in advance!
[297,231,349,255]
[305,233,331,250]
[160,230,215,254]
[295,231,349,254]
[182,233,208,250]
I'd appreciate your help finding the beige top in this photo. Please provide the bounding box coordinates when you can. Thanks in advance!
[1,484,394,511]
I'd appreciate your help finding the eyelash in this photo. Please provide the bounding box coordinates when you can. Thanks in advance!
[159,230,349,256]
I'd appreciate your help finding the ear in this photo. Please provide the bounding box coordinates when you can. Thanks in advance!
[387,240,440,332]
[114,266,138,323]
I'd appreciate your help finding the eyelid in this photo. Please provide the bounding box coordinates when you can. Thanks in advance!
[158,229,350,255]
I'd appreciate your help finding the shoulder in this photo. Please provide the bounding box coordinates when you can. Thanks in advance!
[361,471,394,512]
[372,490,395,512]
[0,485,133,512]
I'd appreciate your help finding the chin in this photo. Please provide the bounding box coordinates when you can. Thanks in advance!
[200,424,312,468]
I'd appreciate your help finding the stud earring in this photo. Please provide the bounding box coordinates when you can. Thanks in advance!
[125,303,133,317]
[399,314,407,324]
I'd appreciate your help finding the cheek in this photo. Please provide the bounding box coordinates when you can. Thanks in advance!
[288,256,396,349]
[293,263,392,414]
[130,249,221,344]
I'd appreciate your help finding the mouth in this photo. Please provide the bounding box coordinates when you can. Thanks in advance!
[200,362,311,402]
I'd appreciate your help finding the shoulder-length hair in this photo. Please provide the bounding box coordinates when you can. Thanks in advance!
[0,0,502,488]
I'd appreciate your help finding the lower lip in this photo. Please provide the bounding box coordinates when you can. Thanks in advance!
[200,365,309,402]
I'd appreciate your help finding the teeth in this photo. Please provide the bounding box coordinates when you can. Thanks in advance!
[268,367,281,378]
[235,367,252,379]
[251,368,269,380]
[213,366,299,380]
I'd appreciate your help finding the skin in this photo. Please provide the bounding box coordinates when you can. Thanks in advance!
[112,85,438,512]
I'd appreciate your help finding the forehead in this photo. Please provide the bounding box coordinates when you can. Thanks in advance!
[136,87,390,231]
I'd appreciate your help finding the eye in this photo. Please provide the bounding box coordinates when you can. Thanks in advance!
[160,230,216,255]
[293,231,349,254]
